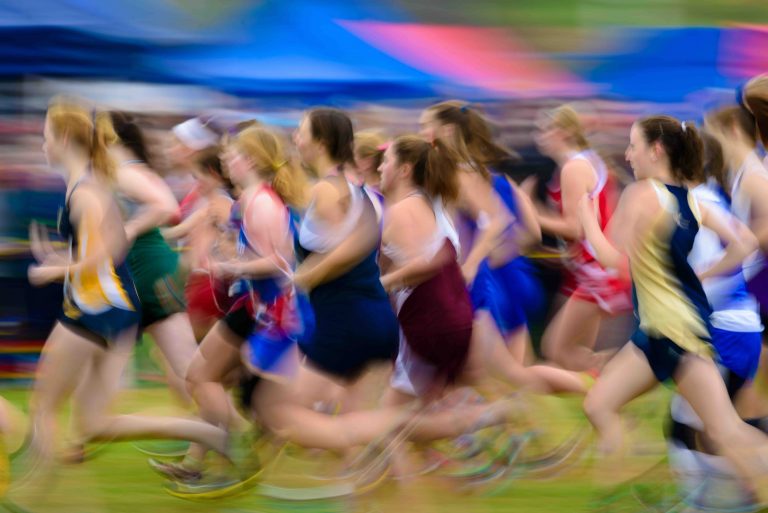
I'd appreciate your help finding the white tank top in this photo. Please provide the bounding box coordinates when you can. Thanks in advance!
[299,179,365,254]
[689,181,761,332]
[381,193,460,267]
[730,151,768,280]
[571,149,608,200]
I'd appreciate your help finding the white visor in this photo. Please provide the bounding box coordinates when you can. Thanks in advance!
[172,118,218,151]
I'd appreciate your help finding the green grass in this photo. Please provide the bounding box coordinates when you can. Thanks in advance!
[0,385,676,513]
[395,0,768,28]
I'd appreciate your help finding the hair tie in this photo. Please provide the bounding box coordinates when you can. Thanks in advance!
[272,160,288,170]
[681,121,687,132]
[459,105,469,114]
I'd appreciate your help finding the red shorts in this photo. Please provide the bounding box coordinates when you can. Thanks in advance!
[561,261,631,315]
[185,272,232,329]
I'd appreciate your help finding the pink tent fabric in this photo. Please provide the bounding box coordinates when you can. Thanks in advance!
[719,24,768,80]
[339,21,592,98]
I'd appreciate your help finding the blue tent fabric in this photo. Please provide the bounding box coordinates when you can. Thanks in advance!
[569,27,736,103]
[0,2,748,103]
[0,0,217,42]
[147,1,437,99]
[0,0,438,100]
[0,26,159,80]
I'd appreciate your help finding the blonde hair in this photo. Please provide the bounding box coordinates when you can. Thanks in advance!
[47,98,118,181]
[233,126,306,208]
[546,104,590,150]
[355,131,386,173]
[743,75,768,148]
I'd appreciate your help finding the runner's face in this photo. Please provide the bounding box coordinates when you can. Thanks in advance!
[42,115,66,172]
[293,116,319,165]
[534,116,562,157]
[419,110,440,144]
[379,145,401,194]
[626,123,654,179]
[224,146,251,186]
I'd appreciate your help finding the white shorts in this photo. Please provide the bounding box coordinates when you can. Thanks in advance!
[390,331,437,397]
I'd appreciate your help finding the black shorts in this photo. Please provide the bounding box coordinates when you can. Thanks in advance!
[222,295,257,342]
[631,329,689,383]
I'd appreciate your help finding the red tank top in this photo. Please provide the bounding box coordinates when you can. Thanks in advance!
[546,151,616,266]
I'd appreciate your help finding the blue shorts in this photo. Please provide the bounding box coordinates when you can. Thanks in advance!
[471,260,525,336]
[491,257,545,329]
[711,327,762,380]
[244,293,313,381]
[245,328,298,381]
[631,329,690,383]
[60,306,140,348]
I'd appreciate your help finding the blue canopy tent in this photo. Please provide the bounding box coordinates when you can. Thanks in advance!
[0,26,159,81]
[568,27,737,103]
[0,0,441,102]
[0,0,216,80]
[146,1,440,101]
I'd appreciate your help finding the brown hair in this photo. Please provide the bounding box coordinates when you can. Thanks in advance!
[743,75,768,148]
[393,135,459,203]
[47,98,117,182]
[233,126,306,208]
[426,101,512,181]
[545,104,590,150]
[700,131,728,193]
[110,111,153,167]
[706,105,758,144]
[307,108,356,170]
[195,147,233,192]
[637,115,704,183]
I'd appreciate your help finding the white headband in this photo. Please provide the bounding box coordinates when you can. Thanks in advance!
[172,118,218,151]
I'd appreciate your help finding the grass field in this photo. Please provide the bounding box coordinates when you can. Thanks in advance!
[0,382,679,513]
[396,0,768,28]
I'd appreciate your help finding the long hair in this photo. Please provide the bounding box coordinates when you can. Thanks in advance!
[700,131,728,194]
[545,104,590,150]
[706,105,758,145]
[355,131,386,175]
[47,97,117,182]
[392,135,459,203]
[743,75,768,148]
[426,101,512,181]
[233,126,307,208]
[110,111,153,167]
[637,115,704,184]
[307,108,356,171]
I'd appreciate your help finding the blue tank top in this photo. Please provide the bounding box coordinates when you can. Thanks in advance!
[229,193,282,304]
[492,173,520,219]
